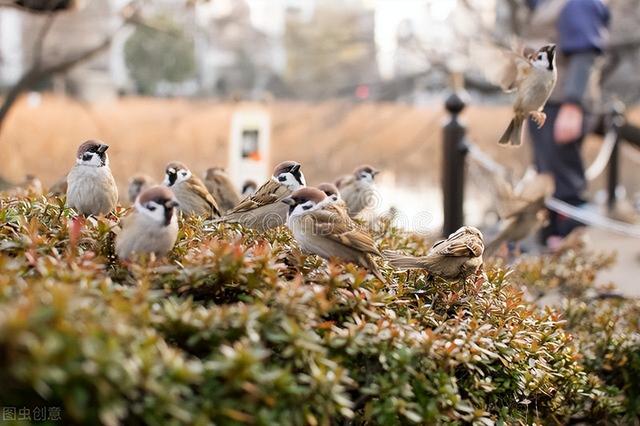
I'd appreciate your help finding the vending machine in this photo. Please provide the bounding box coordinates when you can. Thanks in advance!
[227,105,271,191]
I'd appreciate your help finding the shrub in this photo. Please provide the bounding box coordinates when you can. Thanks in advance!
[0,193,634,424]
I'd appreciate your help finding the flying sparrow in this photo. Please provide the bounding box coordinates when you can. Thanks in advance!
[204,167,241,214]
[128,174,154,204]
[241,179,258,197]
[115,185,179,260]
[384,226,484,280]
[485,171,554,256]
[220,161,306,231]
[163,162,220,218]
[283,187,385,282]
[335,165,380,217]
[66,140,118,216]
[478,44,557,146]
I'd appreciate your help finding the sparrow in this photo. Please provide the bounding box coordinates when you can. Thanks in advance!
[19,174,43,195]
[66,140,118,216]
[163,162,220,218]
[241,180,258,197]
[283,187,385,282]
[128,174,154,204]
[316,182,346,208]
[220,161,306,231]
[48,175,68,196]
[115,185,179,260]
[203,167,241,213]
[384,226,484,280]
[485,171,555,256]
[335,165,380,217]
[478,44,557,146]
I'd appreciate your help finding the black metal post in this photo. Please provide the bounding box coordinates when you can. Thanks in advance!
[606,104,625,211]
[442,93,468,236]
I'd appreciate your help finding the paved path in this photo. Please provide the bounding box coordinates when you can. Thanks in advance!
[588,228,640,297]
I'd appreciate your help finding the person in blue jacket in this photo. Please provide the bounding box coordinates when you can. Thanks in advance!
[526,0,610,249]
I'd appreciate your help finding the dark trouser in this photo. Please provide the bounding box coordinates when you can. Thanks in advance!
[528,104,586,239]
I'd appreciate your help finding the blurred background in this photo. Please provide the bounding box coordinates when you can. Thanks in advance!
[0,0,639,231]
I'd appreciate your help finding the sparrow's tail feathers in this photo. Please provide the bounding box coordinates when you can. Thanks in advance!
[382,250,425,270]
[499,116,524,146]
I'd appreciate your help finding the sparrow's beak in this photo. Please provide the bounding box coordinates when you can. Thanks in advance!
[548,44,556,54]
[372,169,380,177]
[165,200,179,208]
[290,164,301,173]
[97,144,109,154]
[282,197,296,206]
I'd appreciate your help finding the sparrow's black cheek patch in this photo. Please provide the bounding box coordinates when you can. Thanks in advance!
[83,153,92,162]
[278,176,286,182]
[164,207,174,226]
[292,170,304,185]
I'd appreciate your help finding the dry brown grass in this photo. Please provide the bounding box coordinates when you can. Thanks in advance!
[1,95,637,196]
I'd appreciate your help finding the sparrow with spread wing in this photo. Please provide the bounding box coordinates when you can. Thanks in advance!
[477,43,557,146]
[485,170,555,256]
[384,226,484,280]
[283,187,385,282]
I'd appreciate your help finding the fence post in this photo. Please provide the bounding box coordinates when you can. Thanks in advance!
[442,92,468,236]
[606,104,625,211]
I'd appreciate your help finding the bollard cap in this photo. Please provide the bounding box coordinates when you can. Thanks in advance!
[445,92,466,115]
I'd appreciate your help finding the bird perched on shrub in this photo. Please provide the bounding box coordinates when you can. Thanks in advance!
[220,161,306,231]
[203,167,240,214]
[48,175,68,196]
[316,182,346,208]
[335,165,380,217]
[384,226,484,280]
[241,180,258,197]
[128,174,154,204]
[115,186,179,260]
[485,170,555,256]
[476,44,557,146]
[66,140,118,216]
[163,162,220,218]
[283,187,385,282]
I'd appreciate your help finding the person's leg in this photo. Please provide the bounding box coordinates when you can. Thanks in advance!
[528,104,587,240]
[529,104,561,240]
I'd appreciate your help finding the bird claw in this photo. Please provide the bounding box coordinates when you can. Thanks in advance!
[530,111,546,128]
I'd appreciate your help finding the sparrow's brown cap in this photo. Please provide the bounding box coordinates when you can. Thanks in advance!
[282,187,326,206]
[138,185,178,206]
[165,161,189,173]
[353,164,379,176]
[129,174,152,185]
[273,161,301,176]
[77,140,108,158]
[317,183,339,197]
[205,166,226,180]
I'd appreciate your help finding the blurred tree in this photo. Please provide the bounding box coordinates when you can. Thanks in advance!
[124,15,196,95]
[284,3,378,99]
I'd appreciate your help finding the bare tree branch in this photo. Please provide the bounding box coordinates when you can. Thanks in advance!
[0,36,112,132]
[32,13,57,67]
